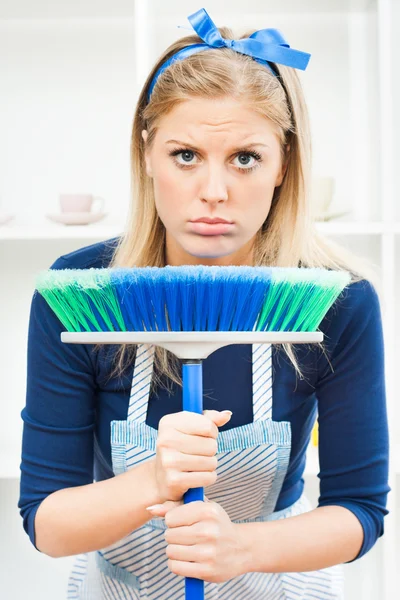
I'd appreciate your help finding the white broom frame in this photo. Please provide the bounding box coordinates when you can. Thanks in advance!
[61,331,323,360]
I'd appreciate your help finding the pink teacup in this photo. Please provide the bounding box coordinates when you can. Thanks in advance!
[59,194,105,213]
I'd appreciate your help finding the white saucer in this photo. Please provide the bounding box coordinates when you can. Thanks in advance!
[0,214,15,226]
[314,209,351,222]
[46,211,107,226]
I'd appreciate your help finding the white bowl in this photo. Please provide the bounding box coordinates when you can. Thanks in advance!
[0,214,15,226]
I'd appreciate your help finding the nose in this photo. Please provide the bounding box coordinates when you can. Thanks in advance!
[200,165,229,204]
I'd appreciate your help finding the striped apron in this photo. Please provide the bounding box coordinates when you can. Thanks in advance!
[67,343,344,599]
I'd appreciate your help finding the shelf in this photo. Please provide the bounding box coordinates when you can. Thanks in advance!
[0,223,124,240]
[315,221,385,235]
[315,221,400,235]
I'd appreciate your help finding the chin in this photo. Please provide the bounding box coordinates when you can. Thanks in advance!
[185,243,236,260]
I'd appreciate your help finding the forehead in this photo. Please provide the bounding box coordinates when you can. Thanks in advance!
[156,97,280,145]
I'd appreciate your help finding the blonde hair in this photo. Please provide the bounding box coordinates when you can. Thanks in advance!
[105,25,381,391]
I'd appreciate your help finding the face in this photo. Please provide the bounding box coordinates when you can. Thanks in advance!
[142,97,287,266]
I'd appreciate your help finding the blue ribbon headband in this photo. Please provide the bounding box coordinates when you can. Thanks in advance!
[147,7,311,102]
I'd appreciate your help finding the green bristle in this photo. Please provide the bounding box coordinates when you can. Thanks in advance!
[256,268,351,331]
[78,269,126,332]
[36,269,126,332]
[36,270,83,331]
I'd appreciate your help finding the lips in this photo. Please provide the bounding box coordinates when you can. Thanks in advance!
[191,217,233,224]
[188,221,235,236]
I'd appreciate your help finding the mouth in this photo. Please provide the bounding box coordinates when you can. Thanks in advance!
[191,218,234,225]
[187,221,235,236]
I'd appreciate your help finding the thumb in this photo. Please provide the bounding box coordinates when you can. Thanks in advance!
[203,409,232,427]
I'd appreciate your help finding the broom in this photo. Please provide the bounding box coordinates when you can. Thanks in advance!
[35,264,351,600]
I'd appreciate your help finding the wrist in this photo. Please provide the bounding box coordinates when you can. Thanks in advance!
[141,458,165,506]
[120,458,164,509]
[234,523,256,576]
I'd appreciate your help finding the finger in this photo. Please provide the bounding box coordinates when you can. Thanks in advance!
[168,559,210,580]
[173,431,218,456]
[165,523,211,546]
[163,450,218,471]
[165,525,197,545]
[165,501,205,528]
[166,543,209,563]
[146,500,181,517]
[147,505,168,517]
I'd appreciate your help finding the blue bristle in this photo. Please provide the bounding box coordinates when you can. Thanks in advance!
[177,267,197,330]
[214,267,234,330]
[236,267,273,330]
[193,270,207,330]
[146,268,168,331]
[135,268,160,331]
[157,265,275,332]
[110,269,147,331]
[190,267,207,330]
[138,270,160,330]
[208,269,224,330]
[212,267,239,330]
[163,267,185,330]
[228,267,258,330]
[104,265,325,333]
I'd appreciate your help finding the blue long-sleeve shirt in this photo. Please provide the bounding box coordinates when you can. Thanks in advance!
[18,237,390,560]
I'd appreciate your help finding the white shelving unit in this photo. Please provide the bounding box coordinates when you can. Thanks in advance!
[0,1,398,599]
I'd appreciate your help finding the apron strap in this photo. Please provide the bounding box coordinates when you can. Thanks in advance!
[252,343,273,421]
[127,343,155,423]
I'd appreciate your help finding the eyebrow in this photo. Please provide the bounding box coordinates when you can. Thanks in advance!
[165,139,270,151]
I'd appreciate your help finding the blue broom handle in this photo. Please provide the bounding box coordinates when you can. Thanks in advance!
[182,361,205,600]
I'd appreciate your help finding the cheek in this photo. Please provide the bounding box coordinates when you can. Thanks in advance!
[237,174,275,211]
[243,166,278,191]
[153,168,185,217]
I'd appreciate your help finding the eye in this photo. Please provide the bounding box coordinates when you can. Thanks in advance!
[170,149,197,166]
[168,147,263,173]
[233,152,262,171]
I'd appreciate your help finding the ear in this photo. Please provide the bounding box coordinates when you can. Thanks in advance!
[142,129,153,178]
[275,144,290,187]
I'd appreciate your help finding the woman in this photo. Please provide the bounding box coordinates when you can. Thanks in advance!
[19,8,389,599]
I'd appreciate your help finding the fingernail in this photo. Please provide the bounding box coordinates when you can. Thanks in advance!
[146,504,163,511]
[222,410,232,416]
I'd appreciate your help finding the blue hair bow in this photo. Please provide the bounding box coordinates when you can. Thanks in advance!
[147,7,311,101]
